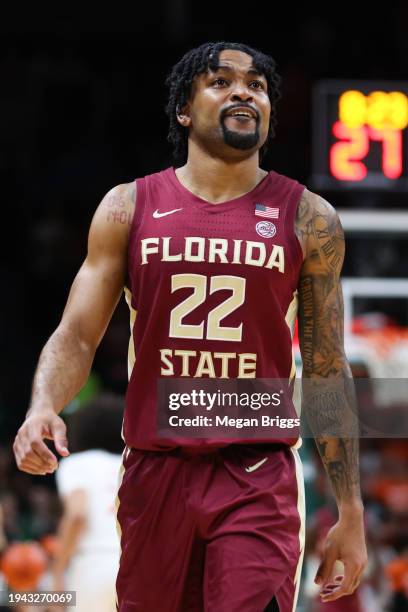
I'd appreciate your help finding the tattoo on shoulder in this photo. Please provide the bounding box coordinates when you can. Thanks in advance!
[296,190,344,272]
[104,186,134,226]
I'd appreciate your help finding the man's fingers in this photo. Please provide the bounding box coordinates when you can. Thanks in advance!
[20,443,50,470]
[14,425,57,472]
[315,550,337,585]
[16,453,48,475]
[13,414,68,476]
[15,444,55,473]
[19,459,48,475]
[29,438,58,466]
[49,419,69,457]
[351,570,364,592]
[320,563,361,601]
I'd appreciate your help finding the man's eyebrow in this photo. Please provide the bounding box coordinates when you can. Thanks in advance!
[211,64,265,78]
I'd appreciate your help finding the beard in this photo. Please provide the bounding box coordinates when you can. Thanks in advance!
[221,119,260,150]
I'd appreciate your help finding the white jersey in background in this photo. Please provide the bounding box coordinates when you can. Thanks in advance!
[56,449,122,612]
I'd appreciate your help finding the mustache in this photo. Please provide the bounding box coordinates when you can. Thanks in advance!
[220,103,260,122]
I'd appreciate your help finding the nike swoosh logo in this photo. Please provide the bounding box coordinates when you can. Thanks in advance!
[153,208,183,218]
[245,457,268,473]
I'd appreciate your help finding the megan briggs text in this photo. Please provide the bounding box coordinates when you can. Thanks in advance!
[168,415,300,429]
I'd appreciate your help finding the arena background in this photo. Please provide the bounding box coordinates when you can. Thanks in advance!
[0,4,407,611]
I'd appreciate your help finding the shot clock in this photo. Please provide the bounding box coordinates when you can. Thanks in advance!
[312,80,408,191]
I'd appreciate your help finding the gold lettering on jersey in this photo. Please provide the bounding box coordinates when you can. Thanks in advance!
[265,244,284,272]
[162,237,182,261]
[238,353,257,378]
[174,349,196,376]
[194,351,216,378]
[159,348,174,375]
[141,238,159,265]
[245,241,266,267]
[159,348,257,378]
[232,239,243,264]
[185,237,205,262]
[141,237,285,272]
[208,238,229,263]
[213,352,237,377]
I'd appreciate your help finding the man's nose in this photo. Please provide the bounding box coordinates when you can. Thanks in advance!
[230,86,254,103]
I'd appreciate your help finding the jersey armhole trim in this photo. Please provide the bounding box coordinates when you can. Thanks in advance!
[128,177,147,274]
[132,177,147,243]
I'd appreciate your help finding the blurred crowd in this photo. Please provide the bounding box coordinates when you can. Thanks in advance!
[301,438,408,611]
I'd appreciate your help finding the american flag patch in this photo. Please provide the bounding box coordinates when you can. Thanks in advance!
[254,203,279,218]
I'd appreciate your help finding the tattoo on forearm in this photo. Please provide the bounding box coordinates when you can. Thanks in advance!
[315,436,360,501]
[305,378,360,499]
[297,190,361,503]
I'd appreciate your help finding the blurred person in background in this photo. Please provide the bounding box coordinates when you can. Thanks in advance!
[13,41,367,611]
[51,393,123,612]
[385,542,408,612]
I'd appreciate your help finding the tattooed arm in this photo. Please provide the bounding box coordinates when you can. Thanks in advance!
[13,182,135,475]
[296,189,367,602]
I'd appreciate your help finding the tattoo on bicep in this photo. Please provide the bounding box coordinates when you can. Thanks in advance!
[313,212,343,270]
[295,192,314,246]
[105,192,132,225]
[106,209,132,225]
[296,191,345,271]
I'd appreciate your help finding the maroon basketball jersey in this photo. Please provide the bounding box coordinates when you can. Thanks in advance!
[123,167,305,450]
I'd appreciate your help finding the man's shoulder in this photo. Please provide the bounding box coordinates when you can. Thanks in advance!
[105,181,136,209]
[296,188,339,225]
[294,189,342,262]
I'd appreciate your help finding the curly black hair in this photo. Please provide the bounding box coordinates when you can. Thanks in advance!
[165,41,281,166]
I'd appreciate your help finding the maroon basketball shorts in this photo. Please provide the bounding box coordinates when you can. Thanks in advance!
[116,443,305,612]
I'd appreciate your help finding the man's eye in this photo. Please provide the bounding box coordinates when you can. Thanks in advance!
[212,78,228,87]
[250,81,265,89]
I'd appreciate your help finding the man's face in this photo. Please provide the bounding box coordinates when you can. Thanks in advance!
[179,49,271,158]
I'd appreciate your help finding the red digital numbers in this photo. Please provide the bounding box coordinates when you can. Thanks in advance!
[369,127,403,179]
[330,121,403,181]
[330,121,369,181]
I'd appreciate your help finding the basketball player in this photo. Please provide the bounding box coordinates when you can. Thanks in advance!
[13,42,367,611]
[51,394,123,612]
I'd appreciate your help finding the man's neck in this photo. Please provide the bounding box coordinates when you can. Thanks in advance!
[175,148,267,204]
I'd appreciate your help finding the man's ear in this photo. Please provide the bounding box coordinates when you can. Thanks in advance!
[176,102,191,127]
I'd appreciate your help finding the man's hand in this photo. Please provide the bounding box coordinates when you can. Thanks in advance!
[315,508,368,602]
[13,411,70,475]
